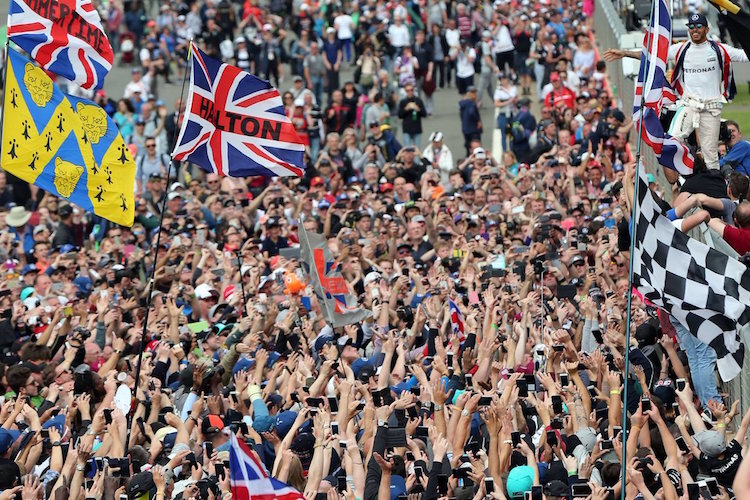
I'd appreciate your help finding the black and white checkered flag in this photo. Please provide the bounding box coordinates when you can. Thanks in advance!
[633,169,750,381]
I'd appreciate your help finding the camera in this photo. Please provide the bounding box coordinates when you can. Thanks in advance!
[396,305,414,326]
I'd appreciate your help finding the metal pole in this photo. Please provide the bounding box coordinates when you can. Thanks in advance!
[619,5,654,496]
[126,46,192,448]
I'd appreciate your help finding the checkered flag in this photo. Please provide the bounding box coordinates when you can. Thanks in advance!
[633,169,750,381]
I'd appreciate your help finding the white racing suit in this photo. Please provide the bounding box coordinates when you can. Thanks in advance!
[667,93,725,171]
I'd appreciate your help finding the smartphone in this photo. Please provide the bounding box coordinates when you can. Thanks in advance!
[641,397,651,412]
[120,495,129,500]
[511,431,521,448]
[599,439,613,450]
[211,268,225,277]
[552,344,565,352]
[531,485,543,500]
[676,378,687,391]
[406,451,415,462]
[63,305,73,317]
[215,462,225,480]
[546,430,558,446]
[103,408,113,424]
[327,396,339,413]
[416,426,429,438]
[337,475,347,493]
[516,379,528,398]
[437,474,449,496]
[447,352,454,366]
[571,483,592,497]
[85,479,95,490]
[675,435,690,453]
[705,478,720,496]
[687,483,699,500]
[465,373,473,387]
[559,373,569,387]
[550,418,564,430]
[407,405,418,419]
[331,422,339,435]
[230,391,238,404]
[197,230,206,246]
[484,477,494,493]
[552,395,563,415]
[41,429,49,438]
[612,426,622,438]
[478,396,493,407]
[306,397,324,408]
[204,441,214,457]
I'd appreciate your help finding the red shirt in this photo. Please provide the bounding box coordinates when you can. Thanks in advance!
[723,225,750,255]
[544,86,577,109]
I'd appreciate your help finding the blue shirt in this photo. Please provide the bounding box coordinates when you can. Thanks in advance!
[322,38,341,65]
[719,140,750,175]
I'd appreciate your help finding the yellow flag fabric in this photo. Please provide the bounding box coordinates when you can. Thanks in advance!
[1,47,135,226]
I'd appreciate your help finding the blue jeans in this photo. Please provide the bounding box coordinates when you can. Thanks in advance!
[309,134,321,161]
[403,133,421,149]
[496,113,510,151]
[670,316,722,406]
[340,38,352,62]
[311,75,324,106]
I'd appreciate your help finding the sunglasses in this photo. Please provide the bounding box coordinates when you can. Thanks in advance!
[687,23,704,29]
[146,144,156,148]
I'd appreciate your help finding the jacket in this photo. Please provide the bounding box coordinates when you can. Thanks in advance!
[671,40,736,100]
[459,98,481,135]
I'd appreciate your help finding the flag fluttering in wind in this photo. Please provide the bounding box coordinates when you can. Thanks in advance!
[1,48,135,226]
[633,0,694,175]
[229,434,304,500]
[298,225,372,327]
[8,0,114,89]
[632,168,750,381]
[173,42,306,178]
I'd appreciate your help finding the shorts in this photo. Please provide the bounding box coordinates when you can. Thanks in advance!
[514,52,531,76]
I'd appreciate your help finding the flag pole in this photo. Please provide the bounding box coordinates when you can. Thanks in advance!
[235,247,248,318]
[0,42,10,155]
[620,4,654,497]
[126,44,192,448]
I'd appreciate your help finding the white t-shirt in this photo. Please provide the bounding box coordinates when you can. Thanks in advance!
[494,84,518,116]
[445,28,461,48]
[668,41,748,99]
[456,48,476,78]
[334,14,355,39]
[494,25,514,54]
[388,24,411,48]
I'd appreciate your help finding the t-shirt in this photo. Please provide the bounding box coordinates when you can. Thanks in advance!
[455,48,476,78]
[681,170,728,218]
[699,439,743,489]
[388,24,411,48]
[334,14,355,39]
[493,84,517,116]
[722,224,750,255]
[721,198,737,223]
[668,41,748,99]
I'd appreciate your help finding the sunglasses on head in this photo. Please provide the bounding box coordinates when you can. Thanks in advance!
[688,23,704,29]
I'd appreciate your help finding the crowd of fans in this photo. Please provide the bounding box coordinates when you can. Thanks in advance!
[5,0,750,499]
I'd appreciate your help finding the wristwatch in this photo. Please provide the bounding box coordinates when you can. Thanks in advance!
[52,441,61,447]
[461,409,470,417]
[76,463,86,471]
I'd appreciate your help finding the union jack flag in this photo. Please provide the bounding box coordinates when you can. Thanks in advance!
[8,0,114,90]
[632,0,694,175]
[229,434,304,500]
[299,225,372,328]
[173,42,306,177]
[449,298,465,339]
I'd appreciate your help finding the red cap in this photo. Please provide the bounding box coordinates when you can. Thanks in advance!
[223,285,235,301]
[380,182,394,193]
[311,176,325,187]
[550,72,560,82]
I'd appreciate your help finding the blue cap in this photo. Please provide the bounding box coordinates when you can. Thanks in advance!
[73,277,93,297]
[462,184,475,192]
[0,428,18,454]
[253,415,275,433]
[59,244,76,254]
[274,410,298,438]
[42,414,66,434]
[232,356,254,375]
[318,199,331,209]
[21,264,38,276]
[687,13,708,25]
[390,476,407,500]
[336,193,350,201]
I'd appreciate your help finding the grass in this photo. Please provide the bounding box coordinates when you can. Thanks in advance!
[725,84,750,133]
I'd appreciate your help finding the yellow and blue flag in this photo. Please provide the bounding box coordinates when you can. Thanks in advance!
[1,47,135,226]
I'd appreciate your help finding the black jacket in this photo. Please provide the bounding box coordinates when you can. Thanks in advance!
[398,97,427,134]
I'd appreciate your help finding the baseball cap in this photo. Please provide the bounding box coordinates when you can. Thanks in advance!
[550,72,561,82]
[274,411,299,438]
[473,147,486,159]
[201,414,225,435]
[466,85,477,93]
[364,271,382,286]
[429,131,443,142]
[59,205,73,217]
[506,465,535,498]
[687,13,708,25]
[167,191,183,200]
[694,430,727,457]
[21,264,38,276]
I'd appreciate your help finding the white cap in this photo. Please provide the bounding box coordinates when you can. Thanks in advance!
[195,283,217,299]
[473,147,486,159]
[429,131,443,142]
[364,271,382,286]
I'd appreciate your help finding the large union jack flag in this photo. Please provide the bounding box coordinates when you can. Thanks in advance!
[449,298,465,340]
[173,42,306,177]
[632,0,694,175]
[8,0,114,90]
[229,434,304,500]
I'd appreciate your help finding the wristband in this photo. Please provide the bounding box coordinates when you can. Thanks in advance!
[717,423,726,428]
[434,404,444,411]
[491,323,498,329]
[567,470,577,477]
[247,385,262,402]
[609,390,621,395]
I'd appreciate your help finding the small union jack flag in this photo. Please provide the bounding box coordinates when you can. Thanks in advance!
[229,434,304,500]
[632,0,694,175]
[449,298,465,340]
[173,42,306,178]
[8,0,114,90]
